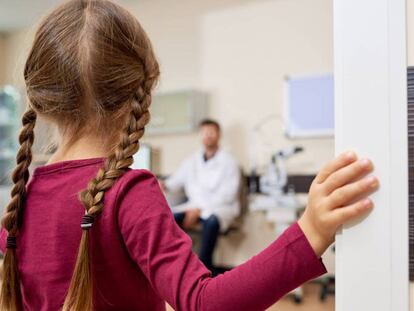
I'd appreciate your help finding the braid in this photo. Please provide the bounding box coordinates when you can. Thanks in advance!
[80,86,151,215]
[62,83,153,311]
[0,108,37,311]
[3,109,36,231]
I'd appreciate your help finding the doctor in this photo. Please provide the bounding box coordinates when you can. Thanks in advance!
[162,119,240,270]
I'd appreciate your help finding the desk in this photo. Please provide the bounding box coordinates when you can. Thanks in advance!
[249,193,307,235]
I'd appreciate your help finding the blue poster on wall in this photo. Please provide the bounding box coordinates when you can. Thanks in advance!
[284,74,334,138]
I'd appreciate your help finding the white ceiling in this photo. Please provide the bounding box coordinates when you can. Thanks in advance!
[0,0,139,32]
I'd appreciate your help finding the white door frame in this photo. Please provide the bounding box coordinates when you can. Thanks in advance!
[334,0,409,310]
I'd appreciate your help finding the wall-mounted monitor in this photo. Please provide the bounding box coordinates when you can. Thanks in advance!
[284,74,334,138]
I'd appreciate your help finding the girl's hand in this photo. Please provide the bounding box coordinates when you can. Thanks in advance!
[298,151,379,257]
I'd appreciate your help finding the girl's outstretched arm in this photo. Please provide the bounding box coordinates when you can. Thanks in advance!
[117,151,377,311]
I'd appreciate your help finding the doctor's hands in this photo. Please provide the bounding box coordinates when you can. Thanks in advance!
[183,208,201,230]
[298,151,379,257]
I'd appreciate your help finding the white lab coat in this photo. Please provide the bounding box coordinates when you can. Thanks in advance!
[165,149,240,232]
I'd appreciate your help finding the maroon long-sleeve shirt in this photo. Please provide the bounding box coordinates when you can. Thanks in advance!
[0,157,326,311]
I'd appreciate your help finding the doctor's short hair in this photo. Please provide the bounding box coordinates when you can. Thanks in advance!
[199,119,221,132]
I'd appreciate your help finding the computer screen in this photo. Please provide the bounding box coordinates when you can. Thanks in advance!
[284,74,334,138]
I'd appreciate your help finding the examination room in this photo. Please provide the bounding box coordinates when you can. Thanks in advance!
[0,0,413,310]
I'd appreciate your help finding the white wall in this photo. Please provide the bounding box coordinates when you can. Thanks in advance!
[1,28,33,88]
[127,0,335,174]
[127,0,277,174]
[200,0,334,174]
[0,34,6,85]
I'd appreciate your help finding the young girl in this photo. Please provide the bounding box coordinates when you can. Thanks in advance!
[0,0,379,310]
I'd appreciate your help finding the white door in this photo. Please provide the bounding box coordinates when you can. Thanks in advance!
[334,0,409,310]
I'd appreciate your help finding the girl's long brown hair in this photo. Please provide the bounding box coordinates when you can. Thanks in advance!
[0,1,159,310]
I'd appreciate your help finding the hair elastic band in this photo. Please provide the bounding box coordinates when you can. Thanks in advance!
[6,236,17,249]
[81,214,95,230]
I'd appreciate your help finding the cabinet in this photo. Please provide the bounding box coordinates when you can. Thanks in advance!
[147,90,208,135]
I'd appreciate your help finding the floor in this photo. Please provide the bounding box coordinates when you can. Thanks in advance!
[268,283,334,311]
[166,283,334,311]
